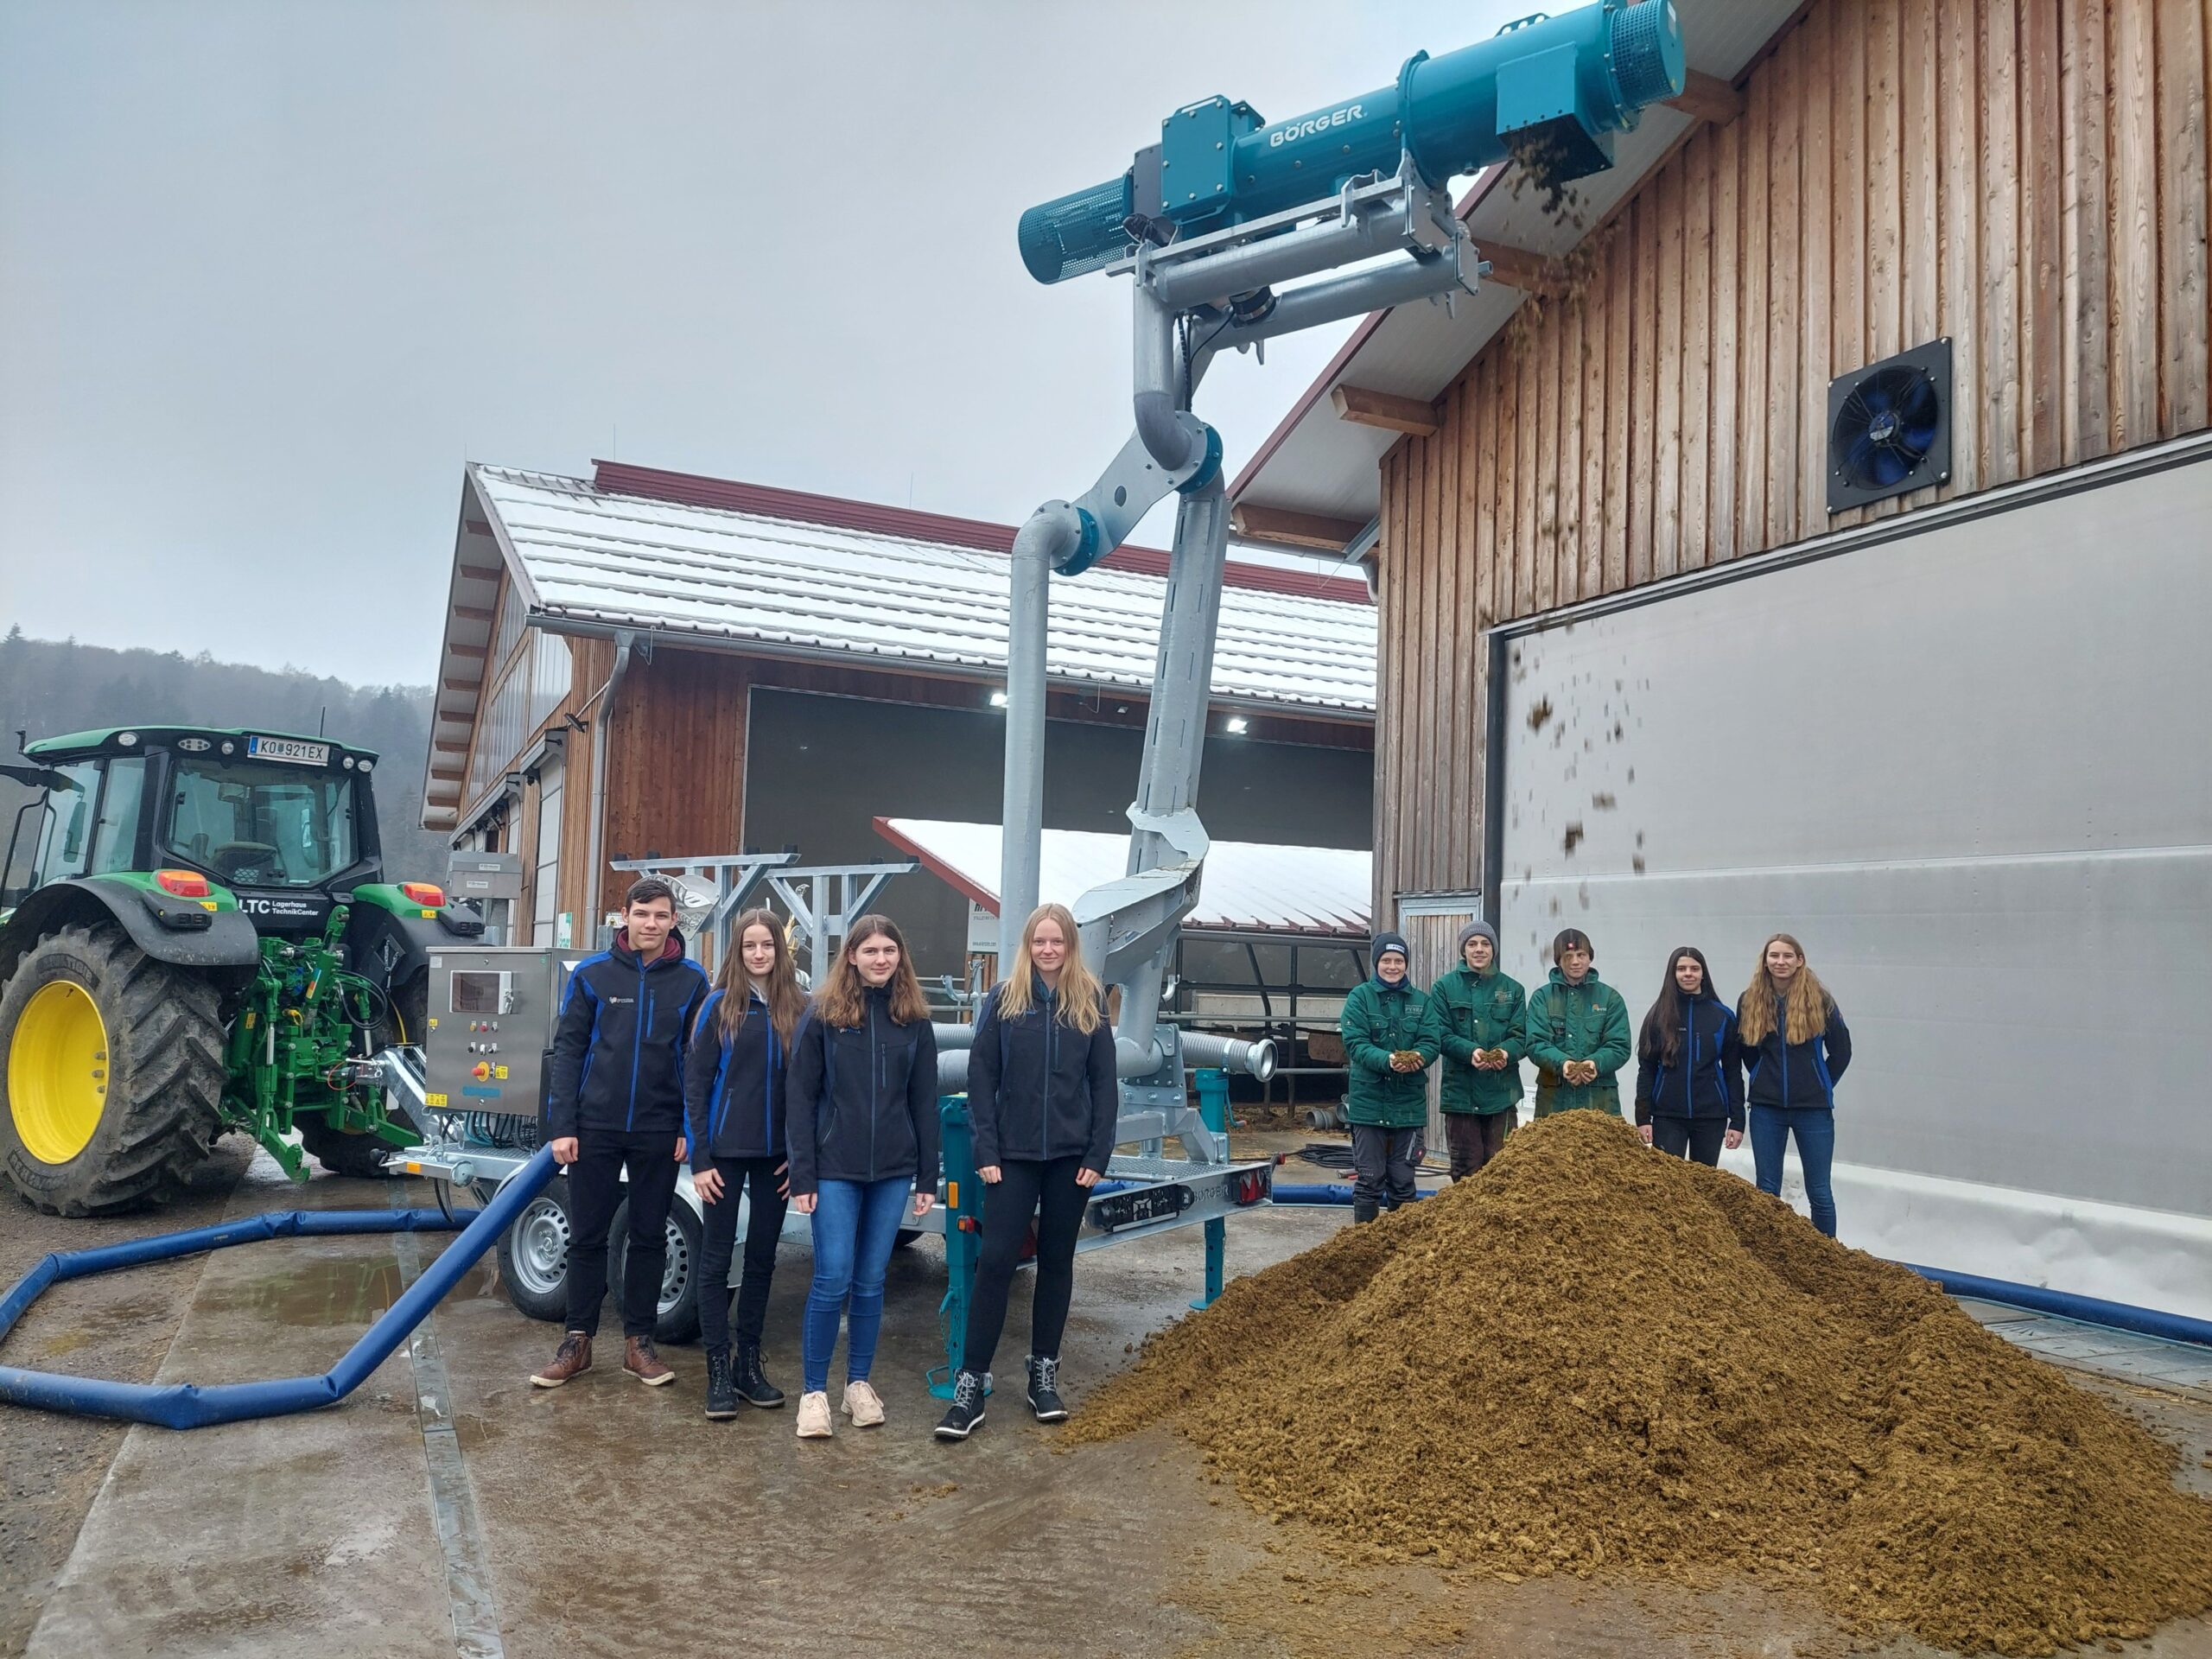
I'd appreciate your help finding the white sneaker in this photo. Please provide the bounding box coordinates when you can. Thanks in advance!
[796,1390,834,1439]
[842,1377,886,1427]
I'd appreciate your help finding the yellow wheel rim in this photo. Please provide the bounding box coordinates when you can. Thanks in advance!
[10,980,110,1165]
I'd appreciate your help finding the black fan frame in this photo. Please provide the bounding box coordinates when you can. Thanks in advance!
[1826,338,1953,513]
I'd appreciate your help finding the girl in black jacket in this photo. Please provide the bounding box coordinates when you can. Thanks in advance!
[683,908,807,1420]
[1632,946,1743,1166]
[785,914,938,1440]
[1737,933,1852,1236]
[936,902,1116,1441]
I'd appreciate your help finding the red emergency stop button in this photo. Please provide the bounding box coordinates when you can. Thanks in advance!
[472,1061,491,1081]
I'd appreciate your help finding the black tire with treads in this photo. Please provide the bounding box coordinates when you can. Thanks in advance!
[0,923,226,1217]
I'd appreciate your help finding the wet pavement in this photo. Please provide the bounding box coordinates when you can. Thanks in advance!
[3,1134,2211,1658]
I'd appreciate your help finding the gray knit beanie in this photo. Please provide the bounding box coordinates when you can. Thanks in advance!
[1457,918,1498,952]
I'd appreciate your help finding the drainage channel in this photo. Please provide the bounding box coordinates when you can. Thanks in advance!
[388,1186,505,1659]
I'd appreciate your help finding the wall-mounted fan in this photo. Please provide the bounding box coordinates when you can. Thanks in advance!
[1827,338,1952,512]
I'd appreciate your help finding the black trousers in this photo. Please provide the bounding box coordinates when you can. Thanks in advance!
[1444,1110,1512,1179]
[1351,1123,1421,1217]
[697,1154,787,1353]
[1651,1116,1728,1167]
[963,1154,1088,1375]
[564,1129,683,1338]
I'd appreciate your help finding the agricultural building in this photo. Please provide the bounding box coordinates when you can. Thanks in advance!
[419,461,1376,979]
[1230,0,2212,1314]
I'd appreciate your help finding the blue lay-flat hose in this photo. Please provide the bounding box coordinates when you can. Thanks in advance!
[0,1146,557,1428]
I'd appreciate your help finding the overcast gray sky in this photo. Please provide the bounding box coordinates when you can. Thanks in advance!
[2,0,1515,685]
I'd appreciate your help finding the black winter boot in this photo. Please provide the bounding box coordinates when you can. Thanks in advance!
[1351,1199,1379,1224]
[1025,1354,1068,1422]
[734,1340,785,1408]
[934,1369,987,1440]
[703,1347,738,1420]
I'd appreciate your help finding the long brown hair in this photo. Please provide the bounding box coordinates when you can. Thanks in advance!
[993,903,1104,1034]
[713,907,805,1046]
[1637,945,1713,1068]
[812,912,930,1028]
[1737,932,1834,1046]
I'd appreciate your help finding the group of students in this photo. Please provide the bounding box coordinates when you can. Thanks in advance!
[525,876,1112,1445]
[1341,921,1852,1233]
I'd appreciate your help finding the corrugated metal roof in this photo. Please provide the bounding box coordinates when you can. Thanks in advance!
[1232,0,1804,528]
[875,817,1371,938]
[472,465,1376,714]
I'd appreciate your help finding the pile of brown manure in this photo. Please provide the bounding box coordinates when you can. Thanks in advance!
[1070,1112,2212,1655]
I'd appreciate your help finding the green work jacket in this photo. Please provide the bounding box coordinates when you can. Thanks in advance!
[1427,965,1528,1116]
[1524,968,1632,1117]
[1338,976,1439,1128]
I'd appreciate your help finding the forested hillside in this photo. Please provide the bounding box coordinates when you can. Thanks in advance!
[0,629,446,882]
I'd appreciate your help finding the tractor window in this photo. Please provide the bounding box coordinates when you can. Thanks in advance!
[88,757,147,874]
[29,762,100,887]
[167,760,359,888]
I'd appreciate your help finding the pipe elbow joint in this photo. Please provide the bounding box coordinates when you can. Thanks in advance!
[1134,391,1200,473]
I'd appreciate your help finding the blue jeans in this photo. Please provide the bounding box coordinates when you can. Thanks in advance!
[1749,1105,1837,1236]
[802,1176,912,1393]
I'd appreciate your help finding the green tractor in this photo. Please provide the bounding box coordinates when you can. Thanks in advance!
[0,725,482,1216]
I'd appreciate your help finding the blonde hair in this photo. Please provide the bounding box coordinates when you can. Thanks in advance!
[813,913,930,1028]
[1737,932,1834,1046]
[992,903,1104,1034]
[713,907,805,1046]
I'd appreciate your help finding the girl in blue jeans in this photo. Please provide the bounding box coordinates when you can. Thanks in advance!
[1736,933,1852,1236]
[784,915,939,1439]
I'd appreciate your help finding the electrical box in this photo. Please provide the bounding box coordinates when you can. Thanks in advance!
[447,850,524,903]
[422,945,570,1122]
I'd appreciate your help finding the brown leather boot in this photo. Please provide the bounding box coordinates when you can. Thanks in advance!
[531,1331,593,1389]
[624,1335,674,1386]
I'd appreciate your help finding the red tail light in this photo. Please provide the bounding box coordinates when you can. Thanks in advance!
[399,882,446,907]
[155,869,211,899]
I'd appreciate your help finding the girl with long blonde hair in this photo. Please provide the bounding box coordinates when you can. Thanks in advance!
[783,914,938,1438]
[936,902,1118,1440]
[683,909,807,1418]
[1736,933,1853,1236]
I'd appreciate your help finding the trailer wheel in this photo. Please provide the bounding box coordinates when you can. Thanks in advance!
[609,1194,702,1344]
[0,923,225,1217]
[496,1176,574,1324]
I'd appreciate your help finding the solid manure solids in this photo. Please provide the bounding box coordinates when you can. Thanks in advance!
[1071,1112,2212,1655]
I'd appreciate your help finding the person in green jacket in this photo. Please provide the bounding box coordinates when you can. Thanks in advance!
[1525,927,1632,1118]
[1427,919,1528,1179]
[1338,931,1438,1222]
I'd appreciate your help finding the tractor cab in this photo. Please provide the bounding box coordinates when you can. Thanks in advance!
[4,726,395,935]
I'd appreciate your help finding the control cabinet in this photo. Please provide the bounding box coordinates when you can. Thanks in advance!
[422,946,569,1120]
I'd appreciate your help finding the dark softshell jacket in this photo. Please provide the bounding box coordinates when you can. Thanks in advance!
[967,977,1119,1173]
[1427,965,1529,1116]
[784,988,940,1196]
[546,931,711,1139]
[1632,992,1744,1128]
[1338,976,1439,1128]
[1525,968,1632,1118]
[1738,996,1853,1110]
[683,987,789,1166]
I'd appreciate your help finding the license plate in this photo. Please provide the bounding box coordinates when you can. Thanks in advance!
[245,735,330,766]
[1088,1182,1193,1233]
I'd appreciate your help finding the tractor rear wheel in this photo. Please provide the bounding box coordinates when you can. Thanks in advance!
[0,923,226,1216]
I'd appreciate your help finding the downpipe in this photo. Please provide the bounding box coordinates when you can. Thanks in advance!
[1133,274,1202,473]
[584,628,637,934]
[1000,508,1081,931]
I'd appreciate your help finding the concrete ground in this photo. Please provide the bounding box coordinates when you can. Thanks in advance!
[3,1133,2210,1659]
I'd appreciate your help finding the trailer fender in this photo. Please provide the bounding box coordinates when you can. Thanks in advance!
[0,878,260,987]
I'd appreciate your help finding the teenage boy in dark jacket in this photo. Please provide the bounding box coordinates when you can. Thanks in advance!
[1338,931,1439,1222]
[531,878,710,1390]
[1427,919,1527,1179]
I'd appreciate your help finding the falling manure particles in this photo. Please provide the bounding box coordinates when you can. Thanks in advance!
[1070,1114,2212,1655]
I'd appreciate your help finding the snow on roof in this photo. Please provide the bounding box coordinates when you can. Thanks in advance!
[472,465,1376,714]
[874,817,1370,938]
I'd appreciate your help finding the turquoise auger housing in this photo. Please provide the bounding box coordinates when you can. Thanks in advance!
[1019,0,1685,285]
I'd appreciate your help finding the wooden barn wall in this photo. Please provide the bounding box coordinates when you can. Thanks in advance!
[593,648,751,918]
[1373,0,2212,906]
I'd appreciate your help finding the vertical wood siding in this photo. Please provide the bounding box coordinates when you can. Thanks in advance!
[1374,0,2212,907]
